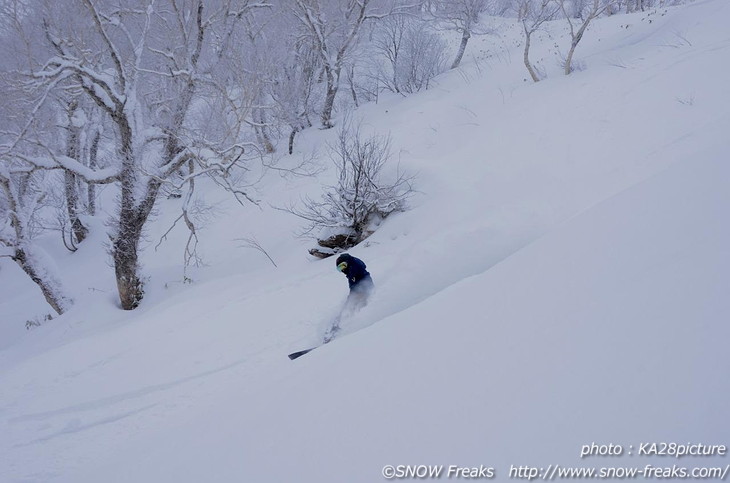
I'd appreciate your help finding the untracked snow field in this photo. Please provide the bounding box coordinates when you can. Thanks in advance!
[1,1,729,481]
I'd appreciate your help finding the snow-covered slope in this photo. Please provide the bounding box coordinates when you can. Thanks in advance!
[61,122,730,483]
[1,1,729,481]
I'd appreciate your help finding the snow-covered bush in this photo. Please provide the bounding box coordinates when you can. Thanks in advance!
[292,122,414,258]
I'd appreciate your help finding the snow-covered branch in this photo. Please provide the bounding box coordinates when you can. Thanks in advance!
[11,153,120,184]
[81,0,127,92]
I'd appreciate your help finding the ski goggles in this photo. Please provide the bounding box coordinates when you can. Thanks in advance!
[337,261,348,272]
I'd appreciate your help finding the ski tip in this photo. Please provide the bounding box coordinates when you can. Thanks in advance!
[288,348,314,360]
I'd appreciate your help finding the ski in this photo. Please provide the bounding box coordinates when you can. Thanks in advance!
[288,348,316,360]
[288,314,341,360]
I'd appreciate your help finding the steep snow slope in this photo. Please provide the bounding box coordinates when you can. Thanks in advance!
[62,121,730,483]
[1,0,729,481]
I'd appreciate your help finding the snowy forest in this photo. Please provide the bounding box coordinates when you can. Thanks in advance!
[1,0,728,482]
[1,0,686,315]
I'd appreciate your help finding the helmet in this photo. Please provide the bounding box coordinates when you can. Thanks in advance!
[336,253,350,272]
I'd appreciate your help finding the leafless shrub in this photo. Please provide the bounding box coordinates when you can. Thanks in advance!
[26,313,54,330]
[288,121,415,257]
[237,236,278,267]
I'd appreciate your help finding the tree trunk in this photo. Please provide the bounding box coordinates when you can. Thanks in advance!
[13,246,72,315]
[347,65,359,107]
[254,108,275,153]
[523,28,541,82]
[113,228,143,310]
[1,175,72,315]
[321,66,339,129]
[564,4,598,75]
[87,130,100,216]
[564,40,577,74]
[64,171,88,244]
[565,24,587,75]
[113,196,145,310]
[451,28,471,69]
[113,119,145,310]
[65,102,88,244]
[289,127,299,155]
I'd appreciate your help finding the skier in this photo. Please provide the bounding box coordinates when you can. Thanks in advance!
[289,253,374,358]
[336,253,374,312]
[319,253,374,344]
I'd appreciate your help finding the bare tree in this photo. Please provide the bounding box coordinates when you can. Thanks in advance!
[0,2,81,313]
[517,0,559,82]
[0,169,73,315]
[237,11,278,155]
[59,101,106,251]
[273,45,322,154]
[370,13,447,94]
[557,0,616,74]
[371,14,408,94]
[426,0,493,69]
[291,0,370,129]
[3,0,267,310]
[288,121,414,258]
[291,0,409,129]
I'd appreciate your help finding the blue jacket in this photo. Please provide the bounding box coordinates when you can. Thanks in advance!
[336,253,370,289]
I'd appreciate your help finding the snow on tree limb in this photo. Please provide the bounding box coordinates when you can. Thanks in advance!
[81,0,128,92]
[8,153,120,184]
